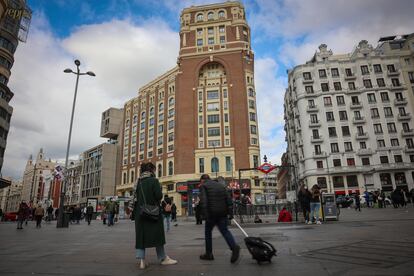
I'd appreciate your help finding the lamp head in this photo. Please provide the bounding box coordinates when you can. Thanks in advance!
[64,69,72,73]
[74,60,81,66]
[86,71,96,77]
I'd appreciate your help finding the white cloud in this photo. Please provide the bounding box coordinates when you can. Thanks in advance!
[4,14,179,179]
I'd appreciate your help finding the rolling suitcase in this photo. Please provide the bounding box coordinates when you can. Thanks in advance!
[232,219,277,264]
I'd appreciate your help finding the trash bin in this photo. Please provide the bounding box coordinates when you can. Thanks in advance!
[321,193,338,221]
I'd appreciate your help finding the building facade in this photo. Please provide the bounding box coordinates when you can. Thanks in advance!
[79,143,118,204]
[0,0,31,173]
[20,149,56,204]
[64,161,82,207]
[4,179,21,212]
[116,2,261,215]
[284,35,414,196]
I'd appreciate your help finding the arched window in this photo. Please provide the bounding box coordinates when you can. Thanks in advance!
[131,171,135,183]
[133,115,138,124]
[123,172,127,185]
[150,107,154,116]
[125,119,130,128]
[218,10,225,18]
[141,111,146,119]
[169,97,175,107]
[168,161,173,176]
[159,102,164,111]
[211,157,219,173]
[197,13,203,21]
[207,12,214,20]
[158,164,162,178]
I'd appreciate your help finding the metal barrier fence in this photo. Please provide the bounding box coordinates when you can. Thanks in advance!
[233,202,298,223]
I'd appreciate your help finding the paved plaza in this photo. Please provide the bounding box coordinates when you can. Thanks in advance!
[1,207,414,276]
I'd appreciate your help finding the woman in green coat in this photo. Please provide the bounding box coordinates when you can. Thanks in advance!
[134,162,177,269]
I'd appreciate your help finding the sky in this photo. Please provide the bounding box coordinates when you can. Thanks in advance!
[4,0,414,179]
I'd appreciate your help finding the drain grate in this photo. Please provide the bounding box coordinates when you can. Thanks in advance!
[300,240,414,268]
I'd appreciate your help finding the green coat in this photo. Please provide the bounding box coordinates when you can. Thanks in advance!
[135,175,165,249]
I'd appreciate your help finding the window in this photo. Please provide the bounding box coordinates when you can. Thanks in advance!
[333,159,341,167]
[357,126,364,135]
[149,118,155,126]
[377,140,386,148]
[248,100,255,109]
[197,13,203,21]
[380,92,389,102]
[208,127,220,136]
[351,96,359,105]
[220,36,225,44]
[169,97,175,107]
[380,156,389,164]
[345,68,353,76]
[361,65,369,75]
[377,78,386,87]
[348,82,356,90]
[197,28,203,36]
[219,25,225,33]
[323,97,332,106]
[410,155,414,162]
[197,39,203,46]
[371,108,380,118]
[344,142,353,152]
[305,86,314,94]
[303,72,312,80]
[140,122,145,130]
[317,177,327,189]
[342,126,350,136]
[208,37,214,45]
[168,120,174,130]
[207,27,214,35]
[224,113,229,122]
[312,129,319,138]
[391,78,400,87]
[367,93,376,103]
[250,125,257,134]
[395,92,403,100]
[206,90,219,100]
[336,96,345,105]
[331,68,339,77]
[199,158,205,173]
[311,114,318,123]
[225,126,229,136]
[402,123,410,132]
[399,107,407,116]
[387,64,396,73]
[249,112,256,121]
[409,72,414,83]
[157,136,163,145]
[331,143,339,153]
[308,99,315,108]
[253,155,259,168]
[321,83,329,92]
[207,102,220,111]
[158,164,162,178]
[326,112,334,122]
[360,141,366,149]
[148,139,154,148]
[374,124,383,134]
[363,79,372,88]
[394,155,403,163]
[384,107,393,117]
[387,123,397,133]
[316,160,323,168]
[199,128,203,138]
[362,158,370,166]
[391,139,399,147]
[159,113,164,122]
[168,132,174,142]
[334,82,342,91]
[226,156,232,172]
[218,11,225,18]
[211,157,219,173]
[319,69,327,78]
[223,89,227,98]
[406,138,414,148]
[347,158,355,166]
[207,12,214,20]
[333,176,344,188]
[168,161,173,175]
[339,111,348,121]
[208,114,220,124]
[373,64,382,73]
[314,145,321,154]
[354,110,362,119]
[328,127,337,137]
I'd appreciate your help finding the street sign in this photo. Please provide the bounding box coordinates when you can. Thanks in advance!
[257,162,277,174]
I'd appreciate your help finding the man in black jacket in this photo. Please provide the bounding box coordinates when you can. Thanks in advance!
[199,174,240,263]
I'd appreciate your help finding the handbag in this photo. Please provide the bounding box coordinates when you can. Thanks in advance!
[138,179,160,222]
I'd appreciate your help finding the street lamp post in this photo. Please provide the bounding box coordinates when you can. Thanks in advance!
[57,59,95,228]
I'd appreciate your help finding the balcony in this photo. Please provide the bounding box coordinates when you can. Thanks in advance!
[309,120,321,128]
[401,129,414,137]
[394,98,408,106]
[387,70,400,77]
[390,84,405,91]
[313,151,327,158]
[311,135,324,143]
[397,113,411,121]
[344,73,356,80]
[352,117,366,124]
[302,78,314,84]
[350,102,363,109]
[404,146,414,153]
[355,132,368,140]
[306,105,319,112]
[356,148,374,156]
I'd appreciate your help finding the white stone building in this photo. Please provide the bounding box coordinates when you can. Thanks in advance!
[284,35,414,195]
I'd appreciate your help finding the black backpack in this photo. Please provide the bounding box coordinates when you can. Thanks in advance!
[244,236,277,264]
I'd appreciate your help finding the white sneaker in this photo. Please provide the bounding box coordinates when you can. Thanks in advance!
[161,256,178,265]
[138,259,147,269]
[307,221,312,225]
[316,221,322,225]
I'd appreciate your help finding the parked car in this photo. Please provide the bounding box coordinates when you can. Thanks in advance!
[336,195,353,208]
[3,212,18,221]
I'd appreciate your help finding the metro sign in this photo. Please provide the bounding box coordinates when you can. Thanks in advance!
[257,162,277,174]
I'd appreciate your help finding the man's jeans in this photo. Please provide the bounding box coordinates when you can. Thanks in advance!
[310,202,321,222]
[107,213,114,226]
[164,214,171,232]
[205,217,237,254]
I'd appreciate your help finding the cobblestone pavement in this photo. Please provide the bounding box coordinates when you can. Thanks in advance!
[1,207,414,276]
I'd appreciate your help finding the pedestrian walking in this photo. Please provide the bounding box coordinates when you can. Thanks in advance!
[74,205,82,224]
[297,184,311,223]
[34,204,45,228]
[105,198,116,226]
[354,193,361,212]
[171,202,177,222]
[199,174,240,263]
[46,205,53,222]
[54,208,59,220]
[161,195,172,232]
[364,191,370,208]
[309,184,322,224]
[86,203,94,225]
[402,189,409,208]
[17,200,29,229]
[134,162,177,269]
[195,197,203,225]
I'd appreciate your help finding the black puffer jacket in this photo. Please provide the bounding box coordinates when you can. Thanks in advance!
[200,179,232,219]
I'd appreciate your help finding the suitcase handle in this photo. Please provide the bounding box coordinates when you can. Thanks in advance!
[232,219,249,237]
